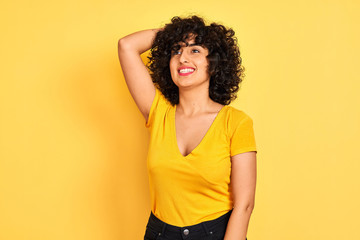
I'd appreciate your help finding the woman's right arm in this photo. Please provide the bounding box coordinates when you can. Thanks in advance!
[117,29,160,122]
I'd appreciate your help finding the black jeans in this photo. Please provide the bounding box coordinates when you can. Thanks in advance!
[144,209,248,240]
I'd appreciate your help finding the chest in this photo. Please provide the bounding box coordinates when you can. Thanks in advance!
[147,106,232,185]
[175,113,219,157]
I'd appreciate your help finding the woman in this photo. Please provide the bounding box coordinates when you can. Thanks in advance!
[118,15,257,240]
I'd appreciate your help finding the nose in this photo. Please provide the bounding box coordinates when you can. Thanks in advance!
[179,51,189,63]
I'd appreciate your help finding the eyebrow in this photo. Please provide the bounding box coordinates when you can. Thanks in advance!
[171,43,203,51]
[188,43,202,47]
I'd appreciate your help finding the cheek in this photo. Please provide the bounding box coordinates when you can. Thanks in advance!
[169,59,176,71]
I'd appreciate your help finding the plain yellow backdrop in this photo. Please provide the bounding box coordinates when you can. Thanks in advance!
[1,0,359,239]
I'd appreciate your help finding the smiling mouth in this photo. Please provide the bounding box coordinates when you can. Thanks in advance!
[178,68,195,76]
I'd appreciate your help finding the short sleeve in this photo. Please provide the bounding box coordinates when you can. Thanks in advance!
[230,112,257,157]
[145,88,168,128]
[145,88,160,128]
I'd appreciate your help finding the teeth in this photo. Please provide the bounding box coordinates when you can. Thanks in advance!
[179,68,194,73]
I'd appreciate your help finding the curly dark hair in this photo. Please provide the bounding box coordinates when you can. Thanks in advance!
[147,15,245,106]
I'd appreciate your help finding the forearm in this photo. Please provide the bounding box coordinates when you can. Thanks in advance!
[118,29,160,55]
[224,206,253,240]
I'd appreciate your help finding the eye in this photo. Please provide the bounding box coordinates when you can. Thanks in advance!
[192,49,200,53]
[171,50,181,56]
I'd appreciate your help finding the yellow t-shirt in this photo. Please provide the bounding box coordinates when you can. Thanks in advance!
[145,88,257,227]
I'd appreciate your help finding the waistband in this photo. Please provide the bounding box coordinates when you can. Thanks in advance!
[147,210,233,235]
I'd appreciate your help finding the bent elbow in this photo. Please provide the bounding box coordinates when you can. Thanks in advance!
[118,38,126,51]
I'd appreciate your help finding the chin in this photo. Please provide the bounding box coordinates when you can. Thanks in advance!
[175,82,191,89]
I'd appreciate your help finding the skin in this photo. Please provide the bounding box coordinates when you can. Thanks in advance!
[225,151,256,240]
[170,36,257,240]
[169,36,210,91]
[169,36,226,156]
[118,29,256,240]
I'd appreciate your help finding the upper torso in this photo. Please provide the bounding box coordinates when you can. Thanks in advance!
[145,88,257,227]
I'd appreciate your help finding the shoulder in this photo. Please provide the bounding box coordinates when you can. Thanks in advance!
[149,88,173,113]
[222,106,254,138]
[224,105,253,124]
[145,88,173,128]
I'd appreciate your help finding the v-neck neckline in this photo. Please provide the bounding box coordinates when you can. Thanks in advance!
[172,104,227,159]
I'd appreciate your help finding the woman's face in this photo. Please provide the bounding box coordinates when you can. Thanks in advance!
[169,36,210,90]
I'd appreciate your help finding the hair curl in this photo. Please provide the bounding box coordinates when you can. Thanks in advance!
[147,15,244,106]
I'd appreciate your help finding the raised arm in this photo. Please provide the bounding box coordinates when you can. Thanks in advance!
[117,29,160,122]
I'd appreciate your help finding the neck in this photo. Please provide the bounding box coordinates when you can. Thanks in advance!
[176,86,219,117]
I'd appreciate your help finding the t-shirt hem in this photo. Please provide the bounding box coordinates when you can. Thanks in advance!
[231,147,257,157]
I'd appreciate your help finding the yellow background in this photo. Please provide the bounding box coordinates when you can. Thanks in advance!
[1,0,359,239]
